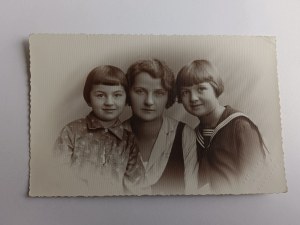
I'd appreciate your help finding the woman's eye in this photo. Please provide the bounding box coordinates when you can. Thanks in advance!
[96,94,105,98]
[155,90,167,96]
[134,89,144,94]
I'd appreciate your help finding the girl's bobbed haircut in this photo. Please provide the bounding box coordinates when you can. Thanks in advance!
[83,65,127,104]
[176,60,224,102]
[126,58,176,108]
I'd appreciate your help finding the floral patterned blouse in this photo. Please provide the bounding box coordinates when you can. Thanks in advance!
[54,112,144,193]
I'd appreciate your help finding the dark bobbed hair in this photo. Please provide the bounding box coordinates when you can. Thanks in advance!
[176,60,224,102]
[126,58,176,108]
[83,65,127,104]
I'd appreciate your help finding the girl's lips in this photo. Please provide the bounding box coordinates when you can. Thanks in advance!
[102,108,117,112]
[191,104,203,108]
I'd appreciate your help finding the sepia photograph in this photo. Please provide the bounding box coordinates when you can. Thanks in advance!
[29,34,286,196]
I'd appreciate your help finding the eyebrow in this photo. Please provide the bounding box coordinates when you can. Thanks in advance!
[133,86,167,91]
[93,90,124,93]
[197,83,209,87]
[180,87,192,90]
[113,90,124,93]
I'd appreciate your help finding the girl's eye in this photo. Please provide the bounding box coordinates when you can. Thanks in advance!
[181,90,189,96]
[198,87,206,92]
[114,93,124,98]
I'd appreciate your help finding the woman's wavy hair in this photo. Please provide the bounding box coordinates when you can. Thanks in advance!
[126,58,176,108]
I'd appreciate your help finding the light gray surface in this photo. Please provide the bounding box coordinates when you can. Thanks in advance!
[0,0,299,224]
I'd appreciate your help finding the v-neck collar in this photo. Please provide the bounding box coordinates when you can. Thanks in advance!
[145,117,177,172]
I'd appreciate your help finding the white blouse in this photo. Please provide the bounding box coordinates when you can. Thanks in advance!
[124,116,199,194]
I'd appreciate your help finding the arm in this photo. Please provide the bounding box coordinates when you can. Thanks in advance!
[233,118,267,190]
[123,133,148,195]
[182,125,199,194]
[53,124,75,165]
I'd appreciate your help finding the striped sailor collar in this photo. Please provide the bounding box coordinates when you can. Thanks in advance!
[195,106,247,148]
[196,106,237,130]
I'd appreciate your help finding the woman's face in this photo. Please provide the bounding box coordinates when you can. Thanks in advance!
[180,82,219,118]
[129,72,168,122]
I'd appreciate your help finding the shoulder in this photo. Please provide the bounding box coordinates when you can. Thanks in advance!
[163,116,178,129]
[122,119,132,132]
[231,116,257,133]
[60,117,87,134]
[219,106,257,133]
[163,116,195,135]
[223,116,261,143]
[164,117,196,143]
[121,119,136,145]
[182,123,196,138]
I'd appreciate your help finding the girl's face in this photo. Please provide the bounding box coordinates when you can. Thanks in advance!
[89,84,126,122]
[180,82,219,118]
[129,72,168,122]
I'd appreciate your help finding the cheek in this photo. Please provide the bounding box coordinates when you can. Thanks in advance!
[90,98,104,108]
[205,96,218,108]
[181,97,189,107]
[117,95,126,104]
[129,93,143,105]
[157,96,168,108]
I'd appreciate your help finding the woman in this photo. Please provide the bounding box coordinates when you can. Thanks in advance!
[124,59,198,195]
[176,59,268,193]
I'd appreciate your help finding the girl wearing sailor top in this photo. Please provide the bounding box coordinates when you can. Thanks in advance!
[124,59,198,195]
[176,59,267,193]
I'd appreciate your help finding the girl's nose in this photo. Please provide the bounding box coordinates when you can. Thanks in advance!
[105,95,114,105]
[190,90,198,102]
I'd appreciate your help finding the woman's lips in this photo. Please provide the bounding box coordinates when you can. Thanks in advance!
[141,108,156,112]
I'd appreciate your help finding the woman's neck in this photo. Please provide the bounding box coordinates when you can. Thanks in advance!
[130,115,164,139]
[199,105,225,129]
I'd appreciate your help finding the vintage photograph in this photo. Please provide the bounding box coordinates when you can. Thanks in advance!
[29,34,287,196]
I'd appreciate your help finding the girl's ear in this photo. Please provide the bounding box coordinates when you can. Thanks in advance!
[208,82,219,98]
[126,97,131,106]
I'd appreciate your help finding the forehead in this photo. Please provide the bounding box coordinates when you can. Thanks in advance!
[91,84,125,93]
[181,82,212,89]
[132,72,164,90]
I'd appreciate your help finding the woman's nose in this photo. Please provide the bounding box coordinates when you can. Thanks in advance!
[145,93,154,106]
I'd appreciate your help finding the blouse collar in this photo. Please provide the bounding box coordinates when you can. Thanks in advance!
[86,111,124,140]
